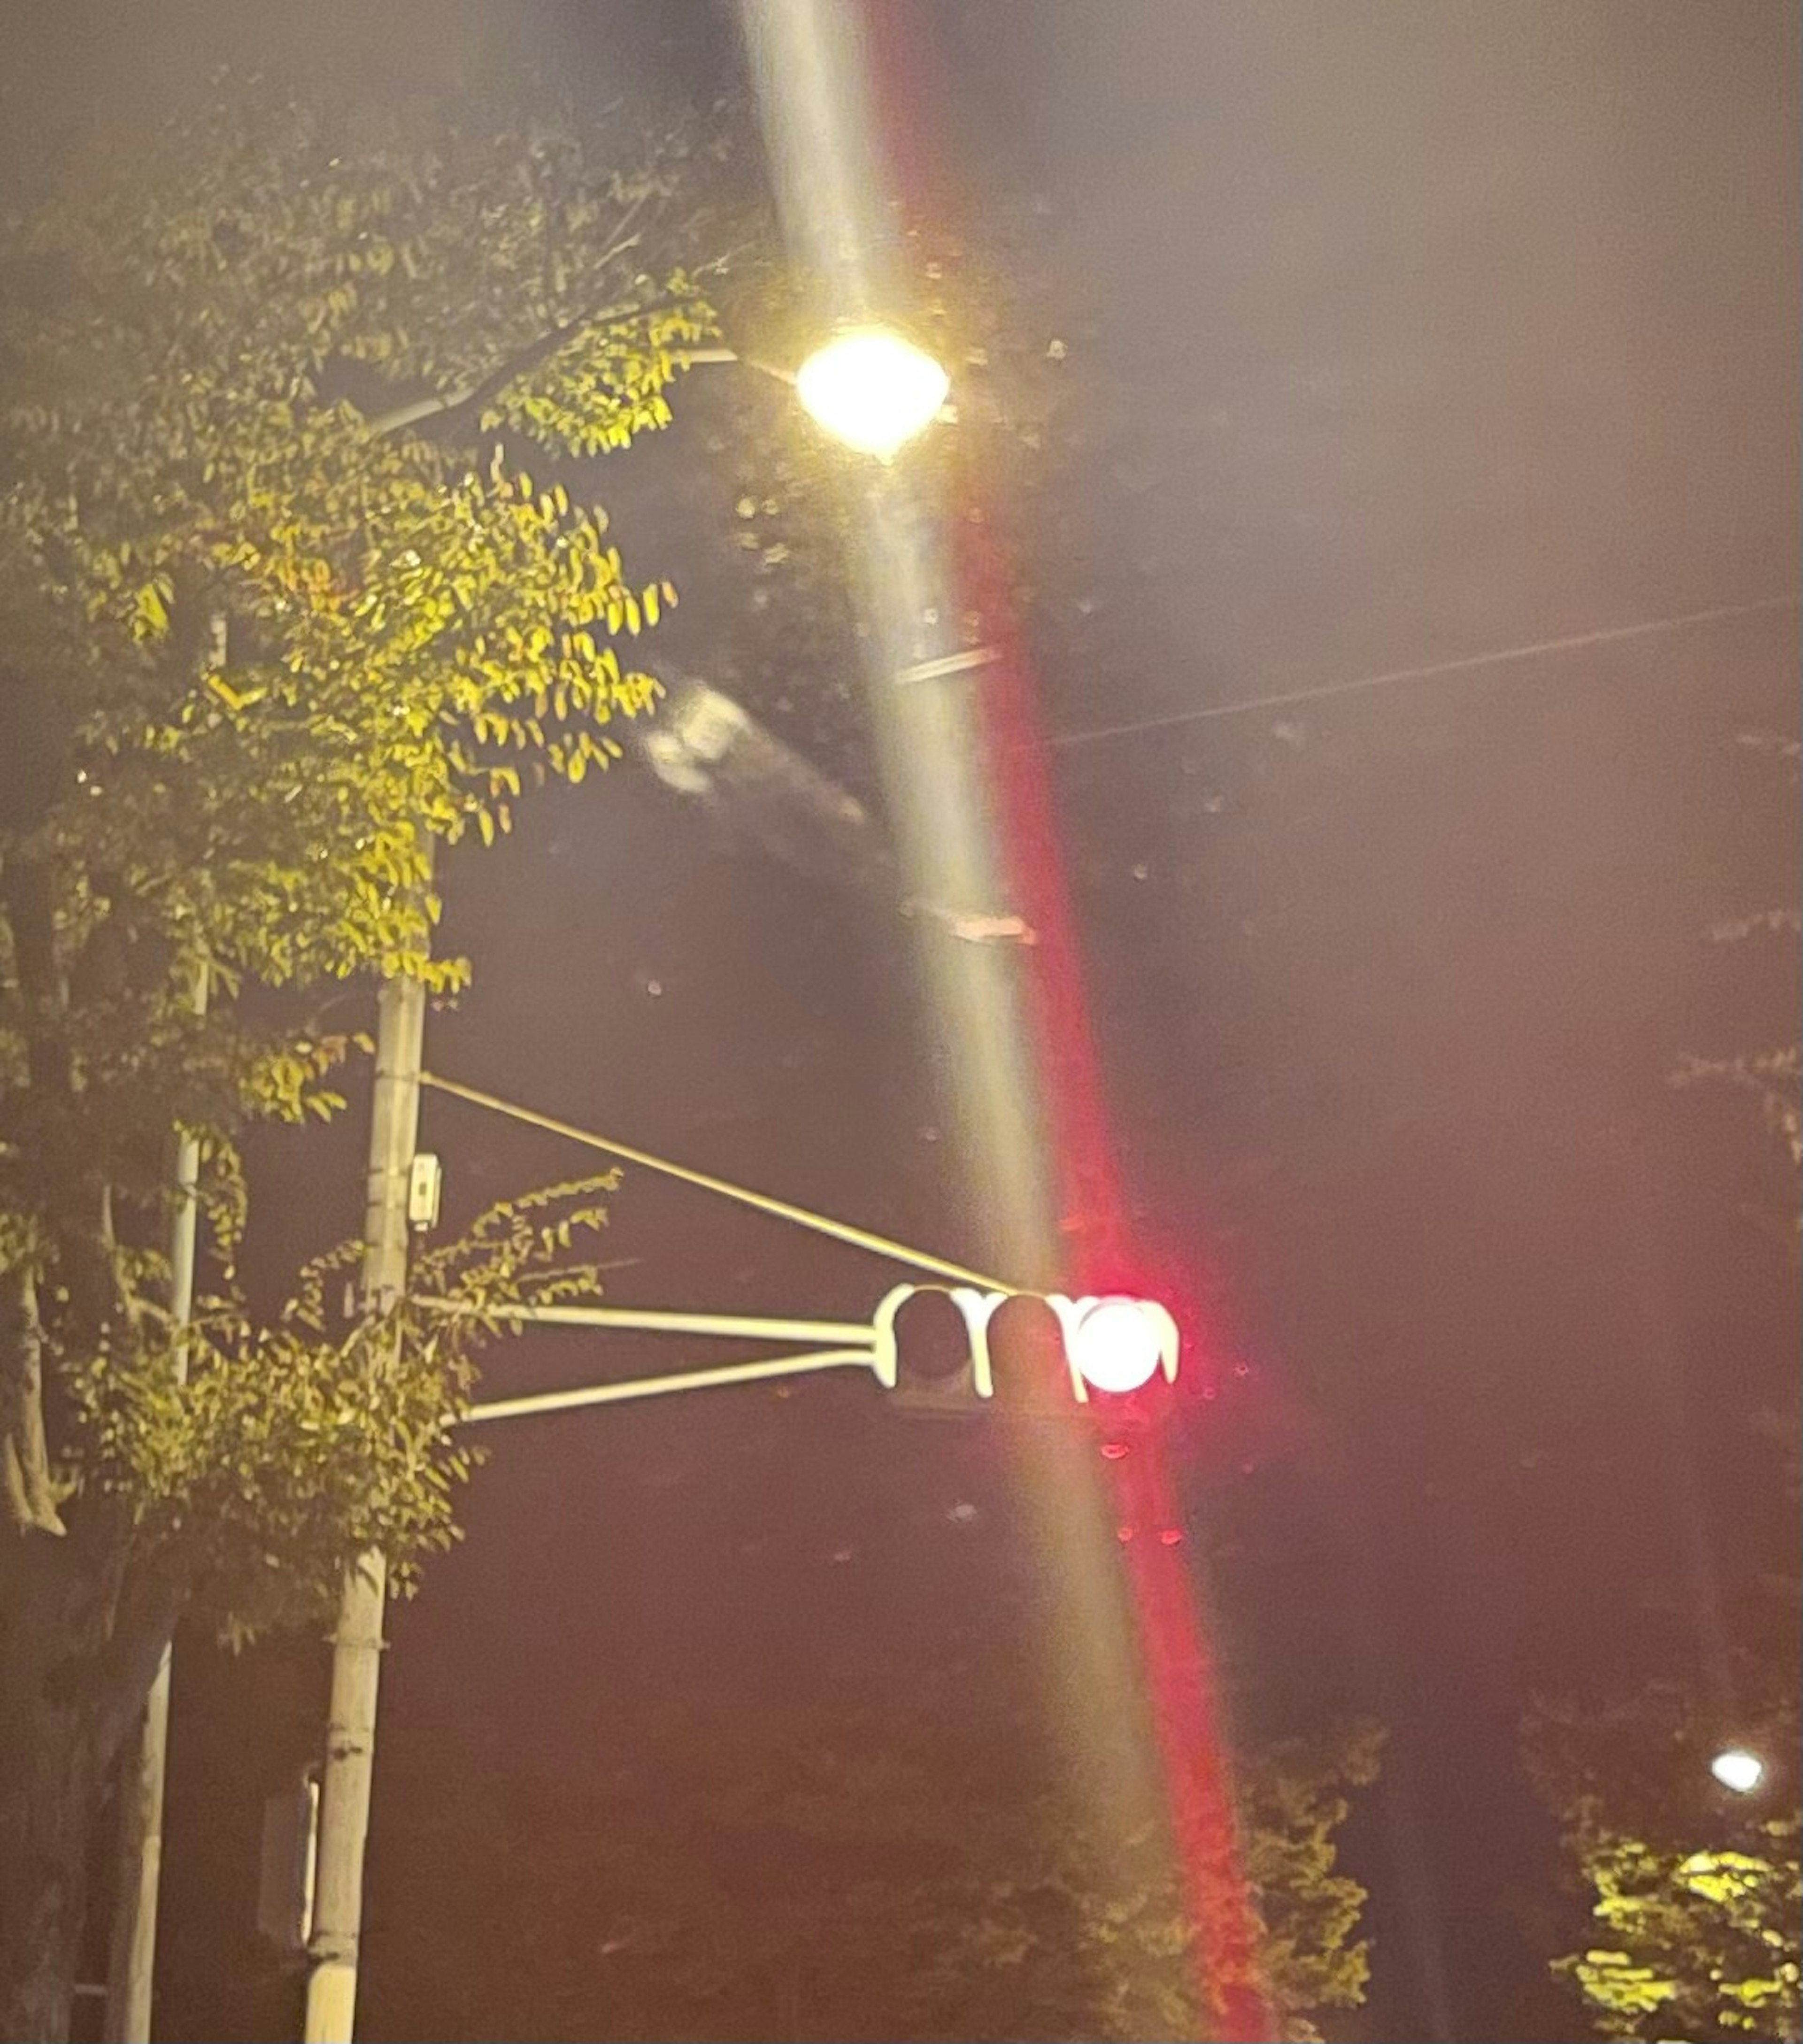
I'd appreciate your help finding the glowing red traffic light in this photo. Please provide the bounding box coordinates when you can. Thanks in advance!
[870,1285,1179,1407]
[1066,1294,1167,1395]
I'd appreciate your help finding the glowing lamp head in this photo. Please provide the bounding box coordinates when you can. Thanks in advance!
[794,326,949,459]
[1711,1747,1766,1795]
[1068,1296,1166,1396]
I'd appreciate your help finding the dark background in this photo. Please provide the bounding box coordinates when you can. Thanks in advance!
[8,3,1796,2038]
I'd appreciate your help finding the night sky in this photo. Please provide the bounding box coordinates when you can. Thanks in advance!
[11,3,1797,2040]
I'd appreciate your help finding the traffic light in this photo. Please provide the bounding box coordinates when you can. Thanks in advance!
[871,1283,1179,1414]
[871,1283,994,1417]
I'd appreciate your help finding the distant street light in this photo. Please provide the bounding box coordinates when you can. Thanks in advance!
[1711,1747,1767,1795]
[793,325,949,460]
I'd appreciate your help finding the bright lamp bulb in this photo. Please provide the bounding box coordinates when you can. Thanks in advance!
[1711,1748,1765,1795]
[793,327,949,460]
[1069,1297,1164,1396]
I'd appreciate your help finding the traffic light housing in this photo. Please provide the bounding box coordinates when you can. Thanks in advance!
[872,1283,1179,1414]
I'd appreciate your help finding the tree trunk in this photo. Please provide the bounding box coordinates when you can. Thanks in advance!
[0,1520,174,2044]
[0,1264,65,1538]
[0,1689,94,2044]
[0,1546,107,2044]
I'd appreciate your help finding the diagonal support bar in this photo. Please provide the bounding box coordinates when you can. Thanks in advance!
[419,1071,1017,1293]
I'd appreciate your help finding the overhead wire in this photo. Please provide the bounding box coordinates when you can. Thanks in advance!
[1051,592,1800,748]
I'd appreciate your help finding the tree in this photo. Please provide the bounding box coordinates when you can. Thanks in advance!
[0,84,730,2039]
[1669,731,1802,1246]
[1522,715,1801,2043]
[1528,1684,1801,2044]
[1530,1418,1802,2042]
[359,1691,1380,2044]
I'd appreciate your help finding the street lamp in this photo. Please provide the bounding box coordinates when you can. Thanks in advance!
[793,325,949,460]
[294,317,950,2044]
[1711,1747,1767,1795]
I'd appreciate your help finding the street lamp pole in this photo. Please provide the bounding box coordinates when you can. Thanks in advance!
[302,970,426,2044]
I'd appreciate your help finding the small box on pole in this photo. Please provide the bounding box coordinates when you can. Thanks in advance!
[406,1152,442,1232]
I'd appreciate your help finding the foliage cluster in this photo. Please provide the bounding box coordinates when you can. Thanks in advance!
[1530,1684,1801,2043]
[368,1695,1382,2044]
[0,83,713,1580]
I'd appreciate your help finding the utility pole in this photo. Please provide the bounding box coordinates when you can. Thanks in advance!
[103,963,207,2044]
[302,970,426,2044]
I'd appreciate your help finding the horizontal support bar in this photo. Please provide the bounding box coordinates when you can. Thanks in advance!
[418,1298,876,1345]
[463,1348,878,1427]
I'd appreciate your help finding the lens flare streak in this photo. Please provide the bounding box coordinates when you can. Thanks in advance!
[740,3,1275,2029]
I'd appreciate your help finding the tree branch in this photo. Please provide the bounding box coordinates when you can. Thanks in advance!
[0,1264,63,1538]
[82,1552,187,1778]
[363,249,650,442]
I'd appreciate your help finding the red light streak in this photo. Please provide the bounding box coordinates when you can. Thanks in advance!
[961,511,1273,2043]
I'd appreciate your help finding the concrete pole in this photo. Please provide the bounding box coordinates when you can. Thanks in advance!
[103,963,208,2044]
[302,971,426,2044]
